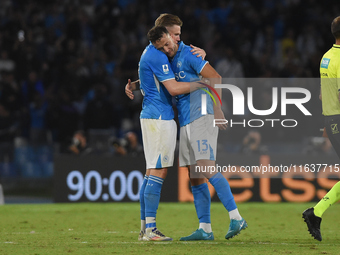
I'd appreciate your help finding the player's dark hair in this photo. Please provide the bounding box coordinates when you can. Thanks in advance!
[155,13,183,27]
[147,26,169,43]
[331,16,340,39]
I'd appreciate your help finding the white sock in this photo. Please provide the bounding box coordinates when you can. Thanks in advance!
[229,208,242,220]
[145,217,156,232]
[141,220,146,232]
[199,223,212,233]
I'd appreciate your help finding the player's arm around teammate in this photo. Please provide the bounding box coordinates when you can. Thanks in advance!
[124,43,206,100]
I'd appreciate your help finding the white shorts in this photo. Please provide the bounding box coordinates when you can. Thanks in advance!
[179,114,218,167]
[140,119,177,169]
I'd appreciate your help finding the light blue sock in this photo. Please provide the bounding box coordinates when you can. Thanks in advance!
[144,175,164,229]
[139,175,148,221]
[192,183,211,224]
[209,172,237,212]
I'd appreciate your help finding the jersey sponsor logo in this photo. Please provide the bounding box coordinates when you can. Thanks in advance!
[321,58,330,69]
[162,64,169,74]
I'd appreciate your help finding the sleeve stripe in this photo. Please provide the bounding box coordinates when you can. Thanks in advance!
[199,61,209,74]
[159,77,175,83]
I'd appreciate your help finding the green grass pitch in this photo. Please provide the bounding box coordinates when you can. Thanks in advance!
[0,202,339,254]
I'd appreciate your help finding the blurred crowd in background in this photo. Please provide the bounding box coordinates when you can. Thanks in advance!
[0,0,338,162]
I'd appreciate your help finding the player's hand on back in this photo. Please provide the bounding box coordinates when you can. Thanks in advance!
[190,44,206,59]
[214,108,228,130]
[201,78,211,86]
[125,79,134,100]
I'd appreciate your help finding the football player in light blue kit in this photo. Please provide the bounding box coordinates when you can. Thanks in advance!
[153,25,248,240]
[138,26,204,241]
[127,14,247,241]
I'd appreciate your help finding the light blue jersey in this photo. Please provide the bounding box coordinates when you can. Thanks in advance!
[170,42,214,127]
[139,43,176,120]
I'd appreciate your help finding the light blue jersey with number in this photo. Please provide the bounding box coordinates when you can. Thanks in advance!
[139,43,175,120]
[170,42,214,127]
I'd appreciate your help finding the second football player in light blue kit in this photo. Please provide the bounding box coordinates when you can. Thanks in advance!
[163,33,248,241]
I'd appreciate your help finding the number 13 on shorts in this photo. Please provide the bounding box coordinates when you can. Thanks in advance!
[197,139,208,152]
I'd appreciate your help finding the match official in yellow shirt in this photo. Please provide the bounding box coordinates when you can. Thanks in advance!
[303,16,340,242]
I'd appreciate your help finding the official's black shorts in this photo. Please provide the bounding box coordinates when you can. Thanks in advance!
[325,115,340,159]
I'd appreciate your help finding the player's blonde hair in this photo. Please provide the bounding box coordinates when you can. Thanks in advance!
[155,13,183,27]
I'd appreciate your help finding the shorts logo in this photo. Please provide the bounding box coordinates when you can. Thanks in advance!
[162,64,169,74]
[331,124,339,134]
[163,155,169,163]
[321,58,330,69]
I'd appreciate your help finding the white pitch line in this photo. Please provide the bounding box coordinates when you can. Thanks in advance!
[76,241,171,245]
[100,241,338,246]
[107,231,139,234]
[2,232,39,235]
